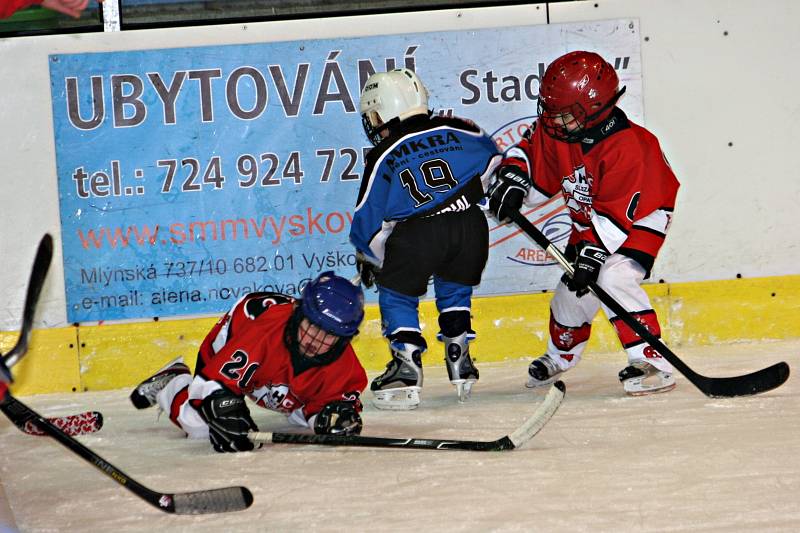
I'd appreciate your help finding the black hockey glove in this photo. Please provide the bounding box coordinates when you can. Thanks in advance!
[200,389,259,453]
[355,252,380,289]
[487,165,531,223]
[313,400,363,436]
[565,242,609,297]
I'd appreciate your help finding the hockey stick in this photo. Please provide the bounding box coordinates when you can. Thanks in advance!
[0,388,253,514]
[509,210,790,397]
[0,237,102,435]
[0,234,53,383]
[249,380,565,451]
[0,397,103,437]
[0,236,253,515]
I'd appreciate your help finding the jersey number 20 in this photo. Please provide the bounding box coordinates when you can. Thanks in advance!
[220,350,259,389]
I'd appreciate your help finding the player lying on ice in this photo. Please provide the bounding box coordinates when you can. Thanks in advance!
[487,51,681,396]
[130,271,368,452]
[349,68,501,409]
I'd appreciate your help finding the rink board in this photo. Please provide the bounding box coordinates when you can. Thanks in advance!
[1,274,799,395]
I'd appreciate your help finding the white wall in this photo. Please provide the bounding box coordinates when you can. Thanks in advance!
[1,0,798,330]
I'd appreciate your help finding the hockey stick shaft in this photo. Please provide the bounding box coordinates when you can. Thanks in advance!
[0,237,253,514]
[249,380,565,451]
[1,234,53,382]
[509,211,789,397]
[0,389,253,514]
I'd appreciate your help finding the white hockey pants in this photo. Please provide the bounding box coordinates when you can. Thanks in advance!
[546,254,673,374]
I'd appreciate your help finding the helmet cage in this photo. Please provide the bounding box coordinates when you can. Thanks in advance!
[537,86,625,143]
[283,270,364,364]
[284,305,350,364]
[361,112,401,147]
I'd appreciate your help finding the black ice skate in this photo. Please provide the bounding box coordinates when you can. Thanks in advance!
[370,342,424,410]
[618,360,675,396]
[526,354,563,388]
[442,332,479,402]
[129,356,191,409]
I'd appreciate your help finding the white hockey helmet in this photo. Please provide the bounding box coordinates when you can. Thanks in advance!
[359,68,430,145]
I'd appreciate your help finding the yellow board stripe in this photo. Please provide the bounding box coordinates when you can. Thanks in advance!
[2,275,798,395]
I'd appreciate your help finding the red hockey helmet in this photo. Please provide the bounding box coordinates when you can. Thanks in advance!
[538,51,625,142]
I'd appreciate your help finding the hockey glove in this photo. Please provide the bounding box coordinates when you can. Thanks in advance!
[313,400,363,436]
[200,389,259,453]
[565,242,609,297]
[487,165,532,223]
[355,252,380,289]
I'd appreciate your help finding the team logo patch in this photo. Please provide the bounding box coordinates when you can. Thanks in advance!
[561,165,594,221]
[251,384,300,413]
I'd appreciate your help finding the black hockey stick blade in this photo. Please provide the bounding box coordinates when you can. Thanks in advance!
[249,380,565,451]
[690,361,790,398]
[509,211,790,397]
[0,393,253,514]
[0,234,53,383]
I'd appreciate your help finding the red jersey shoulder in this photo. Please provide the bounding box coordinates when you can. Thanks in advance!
[234,292,295,320]
[226,292,295,331]
[597,121,665,165]
[604,121,680,188]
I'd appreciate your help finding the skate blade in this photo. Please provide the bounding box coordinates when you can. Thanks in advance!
[625,382,676,396]
[525,376,559,389]
[452,379,476,403]
[622,371,676,396]
[371,387,421,410]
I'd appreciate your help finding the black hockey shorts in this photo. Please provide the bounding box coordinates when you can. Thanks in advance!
[377,205,489,297]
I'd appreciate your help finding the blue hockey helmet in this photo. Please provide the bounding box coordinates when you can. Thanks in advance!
[300,271,364,337]
[285,271,364,365]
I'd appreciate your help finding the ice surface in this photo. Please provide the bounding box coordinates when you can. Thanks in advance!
[1,340,798,532]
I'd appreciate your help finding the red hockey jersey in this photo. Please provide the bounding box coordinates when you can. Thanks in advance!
[194,292,367,425]
[506,108,679,272]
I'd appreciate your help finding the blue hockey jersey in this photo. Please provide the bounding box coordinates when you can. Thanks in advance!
[350,115,501,265]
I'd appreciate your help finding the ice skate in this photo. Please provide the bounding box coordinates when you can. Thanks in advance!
[618,360,675,396]
[526,354,563,388]
[370,342,424,410]
[442,332,479,402]
[129,356,191,409]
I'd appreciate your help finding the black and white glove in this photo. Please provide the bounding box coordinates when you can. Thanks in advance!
[200,389,259,453]
[487,165,531,223]
[313,401,363,436]
[355,252,380,289]
[565,242,609,296]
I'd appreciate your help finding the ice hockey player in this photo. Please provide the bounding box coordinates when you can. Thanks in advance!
[350,68,502,409]
[130,271,368,452]
[487,50,680,395]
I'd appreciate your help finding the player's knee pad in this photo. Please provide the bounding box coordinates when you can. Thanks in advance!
[610,310,661,347]
[549,315,591,352]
